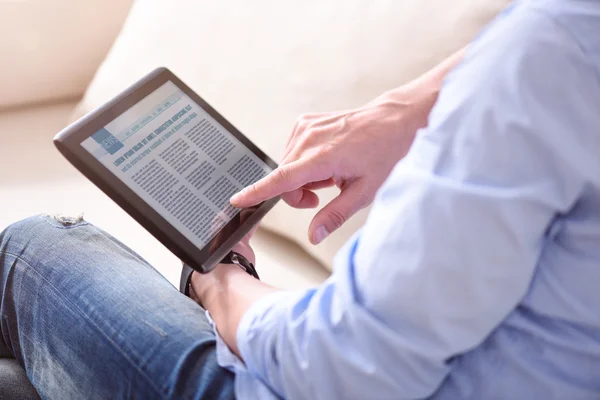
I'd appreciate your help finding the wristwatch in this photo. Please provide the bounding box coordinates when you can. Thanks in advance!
[220,251,260,280]
[179,251,259,297]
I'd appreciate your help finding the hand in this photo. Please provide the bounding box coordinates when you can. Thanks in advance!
[189,226,257,305]
[231,82,438,244]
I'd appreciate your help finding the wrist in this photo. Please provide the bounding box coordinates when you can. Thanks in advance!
[193,263,247,309]
[370,82,438,144]
[197,264,279,358]
[381,48,466,134]
[408,47,467,113]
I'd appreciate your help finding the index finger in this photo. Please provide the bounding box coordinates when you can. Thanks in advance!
[230,158,328,208]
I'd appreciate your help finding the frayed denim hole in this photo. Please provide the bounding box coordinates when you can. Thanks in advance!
[44,214,85,227]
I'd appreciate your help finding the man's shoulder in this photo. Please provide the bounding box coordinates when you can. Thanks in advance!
[460,0,598,88]
[430,0,600,171]
[513,0,600,69]
[475,1,576,55]
[523,0,600,72]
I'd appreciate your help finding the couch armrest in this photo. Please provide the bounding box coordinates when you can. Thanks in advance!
[0,0,134,110]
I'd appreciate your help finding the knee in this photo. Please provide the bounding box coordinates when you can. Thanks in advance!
[0,214,88,253]
[4,214,85,232]
[1,214,48,238]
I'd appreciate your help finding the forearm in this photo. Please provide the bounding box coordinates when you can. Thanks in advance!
[371,47,467,133]
[411,47,467,97]
[196,264,279,357]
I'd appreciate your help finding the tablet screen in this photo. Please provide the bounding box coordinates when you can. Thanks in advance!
[81,81,273,250]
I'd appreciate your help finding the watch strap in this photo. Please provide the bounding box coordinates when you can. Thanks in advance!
[179,251,259,297]
[180,263,195,296]
[221,251,260,280]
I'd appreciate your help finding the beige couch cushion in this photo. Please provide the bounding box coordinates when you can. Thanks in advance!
[0,0,133,109]
[0,102,328,289]
[74,0,511,270]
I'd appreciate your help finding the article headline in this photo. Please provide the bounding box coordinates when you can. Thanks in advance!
[114,105,197,172]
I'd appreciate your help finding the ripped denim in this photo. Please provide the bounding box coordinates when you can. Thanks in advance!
[0,215,234,400]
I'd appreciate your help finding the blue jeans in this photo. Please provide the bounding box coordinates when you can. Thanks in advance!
[0,215,235,399]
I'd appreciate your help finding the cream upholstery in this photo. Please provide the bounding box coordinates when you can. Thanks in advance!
[74,0,511,270]
[0,0,134,109]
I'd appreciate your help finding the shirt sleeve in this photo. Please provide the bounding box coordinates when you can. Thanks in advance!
[235,4,596,399]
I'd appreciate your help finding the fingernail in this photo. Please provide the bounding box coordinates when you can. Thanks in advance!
[313,226,329,244]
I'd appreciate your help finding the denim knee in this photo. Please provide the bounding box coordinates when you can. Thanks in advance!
[0,214,157,284]
[0,214,89,254]
[44,213,86,228]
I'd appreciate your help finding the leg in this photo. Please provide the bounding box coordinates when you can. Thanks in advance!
[0,328,10,358]
[0,215,234,400]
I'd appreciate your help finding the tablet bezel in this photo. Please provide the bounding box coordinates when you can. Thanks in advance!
[54,67,279,274]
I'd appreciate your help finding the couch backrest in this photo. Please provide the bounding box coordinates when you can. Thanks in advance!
[0,0,133,110]
[73,0,512,270]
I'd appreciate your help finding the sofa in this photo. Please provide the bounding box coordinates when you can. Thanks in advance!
[0,0,509,398]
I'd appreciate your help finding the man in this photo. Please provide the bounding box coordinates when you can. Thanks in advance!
[2,0,600,398]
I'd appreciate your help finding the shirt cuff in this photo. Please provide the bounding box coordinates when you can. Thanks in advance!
[205,310,245,373]
[237,290,301,370]
[206,290,304,397]
[206,307,281,400]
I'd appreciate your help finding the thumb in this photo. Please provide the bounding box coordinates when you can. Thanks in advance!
[231,158,328,208]
[308,181,368,245]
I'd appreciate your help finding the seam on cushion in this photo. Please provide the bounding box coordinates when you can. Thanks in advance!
[0,250,168,399]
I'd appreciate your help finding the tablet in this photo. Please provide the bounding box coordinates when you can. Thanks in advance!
[54,67,279,274]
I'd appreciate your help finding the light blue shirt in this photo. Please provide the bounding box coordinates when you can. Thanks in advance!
[214,1,600,398]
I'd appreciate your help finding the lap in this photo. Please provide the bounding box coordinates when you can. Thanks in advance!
[0,215,234,400]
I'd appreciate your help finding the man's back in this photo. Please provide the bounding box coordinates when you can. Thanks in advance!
[428,0,600,397]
